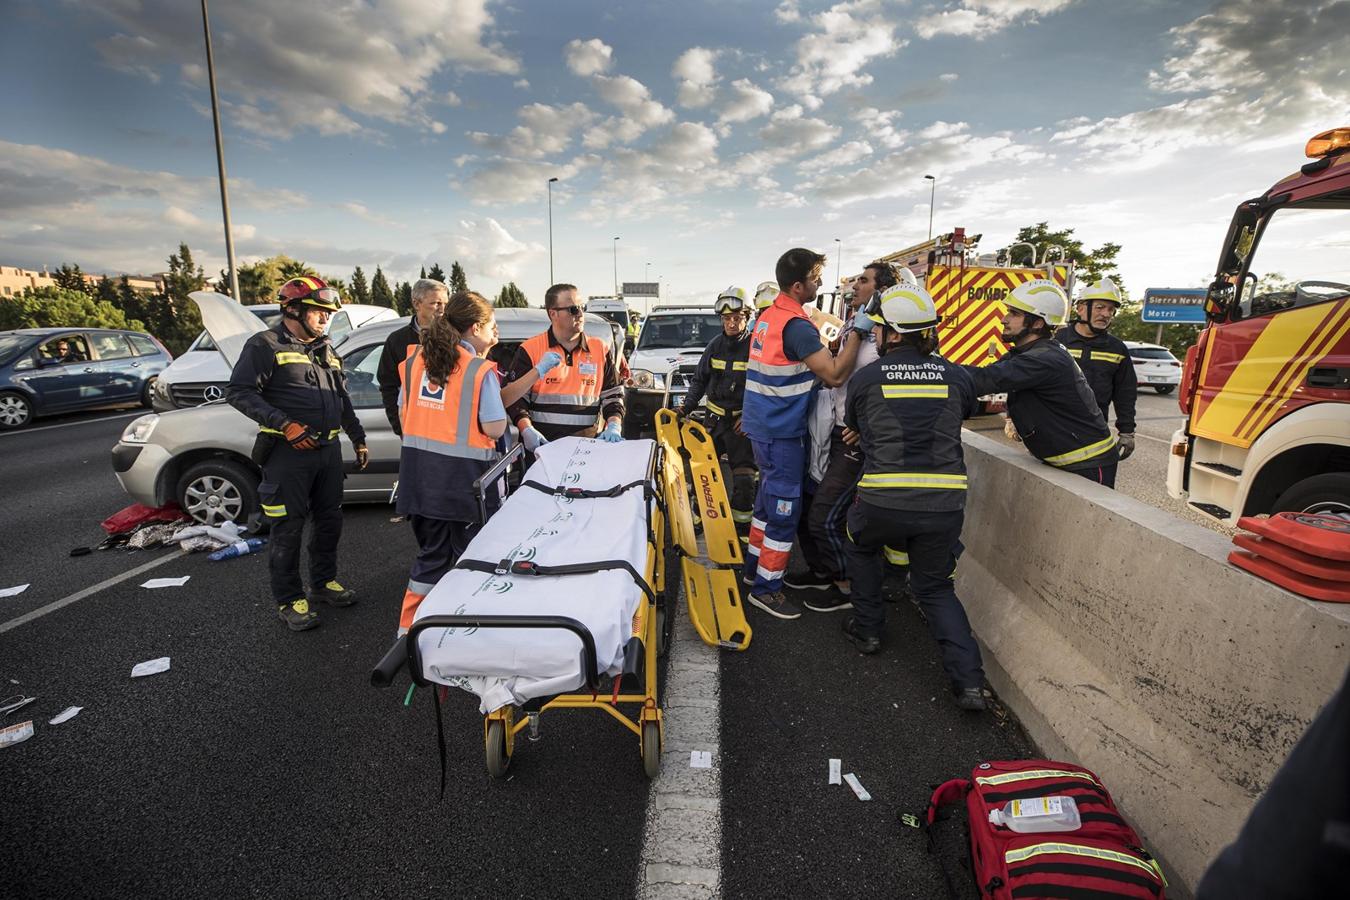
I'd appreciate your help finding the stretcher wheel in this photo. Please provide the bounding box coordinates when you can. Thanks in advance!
[641,721,661,779]
[485,720,512,778]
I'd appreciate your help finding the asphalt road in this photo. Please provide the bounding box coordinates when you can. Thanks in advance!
[2,410,1034,898]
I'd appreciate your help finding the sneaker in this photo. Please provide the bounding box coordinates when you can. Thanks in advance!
[748,590,802,620]
[803,592,853,613]
[955,686,988,712]
[783,570,834,591]
[277,598,320,631]
[309,580,358,607]
[841,616,881,654]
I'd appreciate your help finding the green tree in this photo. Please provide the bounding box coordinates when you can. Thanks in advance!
[323,274,348,299]
[495,282,528,308]
[396,281,413,316]
[350,266,371,305]
[221,255,312,305]
[419,265,427,279]
[153,243,208,355]
[1007,222,1122,284]
[114,275,154,325]
[1,286,143,331]
[278,258,319,282]
[450,261,468,294]
[53,264,96,296]
[370,266,395,308]
[427,262,446,283]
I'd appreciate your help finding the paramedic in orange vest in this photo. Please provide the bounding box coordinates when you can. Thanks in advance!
[505,283,627,449]
[395,292,553,635]
[741,248,872,620]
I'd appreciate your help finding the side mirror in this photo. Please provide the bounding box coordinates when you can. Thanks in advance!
[1204,278,1233,323]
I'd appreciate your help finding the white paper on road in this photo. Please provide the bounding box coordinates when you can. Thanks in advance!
[49,706,82,725]
[691,750,713,769]
[0,584,30,598]
[844,773,872,801]
[0,720,34,748]
[141,576,190,589]
[415,438,656,713]
[829,758,842,785]
[131,657,171,678]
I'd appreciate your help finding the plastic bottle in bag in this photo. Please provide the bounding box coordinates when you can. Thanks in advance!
[987,795,1081,833]
[208,537,267,561]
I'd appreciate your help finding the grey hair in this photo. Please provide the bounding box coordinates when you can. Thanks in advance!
[411,278,449,304]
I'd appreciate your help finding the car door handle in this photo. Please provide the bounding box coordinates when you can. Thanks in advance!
[1308,367,1350,389]
[84,367,95,373]
[130,362,140,368]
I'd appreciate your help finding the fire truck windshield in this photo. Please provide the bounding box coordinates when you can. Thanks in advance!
[1240,195,1350,318]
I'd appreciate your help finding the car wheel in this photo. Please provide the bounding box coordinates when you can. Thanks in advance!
[141,377,157,409]
[0,391,33,430]
[176,459,259,526]
[1273,473,1350,517]
[1154,384,1175,395]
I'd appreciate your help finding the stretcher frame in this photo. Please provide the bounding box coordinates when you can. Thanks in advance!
[371,439,681,781]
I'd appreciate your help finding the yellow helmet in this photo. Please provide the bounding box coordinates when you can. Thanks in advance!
[1006,279,1068,327]
[1077,277,1122,307]
[715,285,749,314]
[754,281,779,309]
[878,283,939,333]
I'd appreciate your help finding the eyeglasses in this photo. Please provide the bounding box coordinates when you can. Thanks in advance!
[549,305,585,316]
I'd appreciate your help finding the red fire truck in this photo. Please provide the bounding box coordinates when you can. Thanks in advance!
[1167,126,1350,521]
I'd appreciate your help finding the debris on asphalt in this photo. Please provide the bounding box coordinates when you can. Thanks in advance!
[101,502,186,535]
[828,758,842,784]
[131,657,171,678]
[0,720,34,748]
[68,547,92,557]
[0,584,30,598]
[141,576,190,589]
[690,750,713,768]
[390,515,406,523]
[128,522,189,550]
[2,694,36,716]
[169,521,250,553]
[49,706,82,725]
[843,773,872,801]
[900,813,920,828]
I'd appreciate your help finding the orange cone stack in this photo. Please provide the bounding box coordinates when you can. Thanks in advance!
[1229,512,1350,602]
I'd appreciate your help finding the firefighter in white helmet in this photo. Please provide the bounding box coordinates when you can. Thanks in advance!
[1055,277,1137,461]
[681,286,756,522]
[840,282,987,711]
[963,279,1120,486]
[754,280,779,310]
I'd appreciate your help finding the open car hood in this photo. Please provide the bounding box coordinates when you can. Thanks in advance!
[189,291,269,369]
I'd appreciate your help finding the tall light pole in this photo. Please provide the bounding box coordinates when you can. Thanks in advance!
[924,174,936,241]
[547,177,559,285]
[645,261,650,282]
[201,0,239,302]
[612,236,620,299]
[833,238,841,291]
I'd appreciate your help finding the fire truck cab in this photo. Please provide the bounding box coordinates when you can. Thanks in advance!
[1167,127,1350,522]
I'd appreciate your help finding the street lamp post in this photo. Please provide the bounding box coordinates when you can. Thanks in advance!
[645,261,650,282]
[924,174,936,241]
[547,177,559,284]
[200,0,239,302]
[834,238,841,293]
[613,236,620,299]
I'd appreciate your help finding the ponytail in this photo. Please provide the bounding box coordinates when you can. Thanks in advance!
[420,290,495,387]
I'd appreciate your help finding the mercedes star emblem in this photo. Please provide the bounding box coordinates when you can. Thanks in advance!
[202,385,224,402]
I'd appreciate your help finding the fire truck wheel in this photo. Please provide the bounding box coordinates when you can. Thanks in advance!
[1273,473,1350,517]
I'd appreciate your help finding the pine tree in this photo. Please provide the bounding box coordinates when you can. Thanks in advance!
[95,275,119,305]
[155,243,208,355]
[350,266,371,305]
[53,264,95,296]
[495,282,529,308]
[450,261,468,294]
[370,266,395,308]
[396,281,413,316]
[427,262,446,283]
[419,266,427,280]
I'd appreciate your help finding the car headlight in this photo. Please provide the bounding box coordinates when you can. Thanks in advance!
[154,379,170,400]
[628,369,663,390]
[122,414,159,444]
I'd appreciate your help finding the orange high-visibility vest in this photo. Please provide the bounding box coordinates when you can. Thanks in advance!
[743,294,817,438]
[518,330,611,434]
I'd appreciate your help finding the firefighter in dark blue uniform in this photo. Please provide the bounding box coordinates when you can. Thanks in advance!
[226,276,369,631]
[842,282,987,712]
[1054,278,1137,462]
[964,279,1120,487]
[681,286,755,523]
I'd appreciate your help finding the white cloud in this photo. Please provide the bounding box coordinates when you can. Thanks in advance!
[797,140,874,174]
[446,217,545,283]
[718,79,774,124]
[775,2,802,23]
[673,47,720,108]
[916,1,1077,40]
[594,74,675,129]
[456,155,593,206]
[919,120,969,140]
[564,37,614,77]
[779,1,905,100]
[471,102,597,158]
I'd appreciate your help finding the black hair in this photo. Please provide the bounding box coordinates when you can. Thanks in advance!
[544,283,577,308]
[775,248,827,292]
[864,261,898,291]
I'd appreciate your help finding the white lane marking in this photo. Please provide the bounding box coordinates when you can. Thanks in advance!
[0,550,185,635]
[637,597,723,899]
[1135,432,1171,445]
[0,410,141,438]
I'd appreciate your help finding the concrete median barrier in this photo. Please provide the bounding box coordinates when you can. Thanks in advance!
[956,429,1350,896]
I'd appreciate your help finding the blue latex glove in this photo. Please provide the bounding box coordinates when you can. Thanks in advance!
[598,420,624,443]
[852,306,877,335]
[535,351,563,378]
[521,426,548,453]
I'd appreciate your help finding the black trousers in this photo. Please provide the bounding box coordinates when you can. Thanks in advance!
[708,410,755,518]
[844,500,984,690]
[804,427,863,581]
[258,441,344,604]
[1070,462,1117,488]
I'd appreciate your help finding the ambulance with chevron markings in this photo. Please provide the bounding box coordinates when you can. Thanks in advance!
[1167,126,1350,522]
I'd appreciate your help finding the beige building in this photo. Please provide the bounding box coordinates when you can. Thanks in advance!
[0,265,56,298]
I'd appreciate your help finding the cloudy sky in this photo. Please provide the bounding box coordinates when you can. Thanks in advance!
[2,0,1348,309]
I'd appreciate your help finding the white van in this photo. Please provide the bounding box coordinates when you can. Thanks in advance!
[152,302,397,410]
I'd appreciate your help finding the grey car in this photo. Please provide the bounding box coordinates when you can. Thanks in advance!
[111,298,619,525]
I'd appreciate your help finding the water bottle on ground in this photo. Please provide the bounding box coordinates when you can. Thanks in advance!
[209,537,267,561]
[988,795,1081,833]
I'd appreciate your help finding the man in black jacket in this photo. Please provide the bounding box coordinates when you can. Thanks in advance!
[1055,278,1137,461]
[681,286,755,522]
[377,278,447,435]
[965,279,1120,487]
[227,277,368,631]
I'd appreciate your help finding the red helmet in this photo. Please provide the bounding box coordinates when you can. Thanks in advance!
[277,276,341,311]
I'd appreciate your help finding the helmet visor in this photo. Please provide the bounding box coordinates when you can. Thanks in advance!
[298,287,341,309]
[715,294,747,314]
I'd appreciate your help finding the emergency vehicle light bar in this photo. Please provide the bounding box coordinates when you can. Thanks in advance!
[1305,126,1350,159]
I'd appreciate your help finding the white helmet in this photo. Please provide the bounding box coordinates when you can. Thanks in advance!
[878,283,939,333]
[1006,279,1068,327]
[754,281,779,310]
[1077,277,1122,307]
[715,285,749,314]
[895,266,919,287]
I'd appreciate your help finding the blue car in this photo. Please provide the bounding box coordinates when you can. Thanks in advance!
[0,327,173,429]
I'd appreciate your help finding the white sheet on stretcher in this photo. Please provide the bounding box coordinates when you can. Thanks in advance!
[413,436,656,713]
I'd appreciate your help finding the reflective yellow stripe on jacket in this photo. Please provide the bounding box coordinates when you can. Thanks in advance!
[1090,351,1125,364]
[709,359,748,371]
[1043,434,1117,467]
[858,472,968,490]
[881,384,950,399]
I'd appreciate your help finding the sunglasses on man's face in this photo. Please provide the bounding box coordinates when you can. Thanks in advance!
[550,305,585,316]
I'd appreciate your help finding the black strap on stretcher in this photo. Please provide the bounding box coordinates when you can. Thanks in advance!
[520,477,652,501]
[454,557,655,604]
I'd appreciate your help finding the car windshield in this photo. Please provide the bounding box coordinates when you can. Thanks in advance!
[637,314,721,350]
[191,309,282,351]
[0,334,35,367]
[1240,193,1350,318]
[595,309,631,330]
[1130,348,1176,360]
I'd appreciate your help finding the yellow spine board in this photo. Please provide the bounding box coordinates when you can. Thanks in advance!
[680,420,744,566]
[681,557,752,651]
[655,410,698,555]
